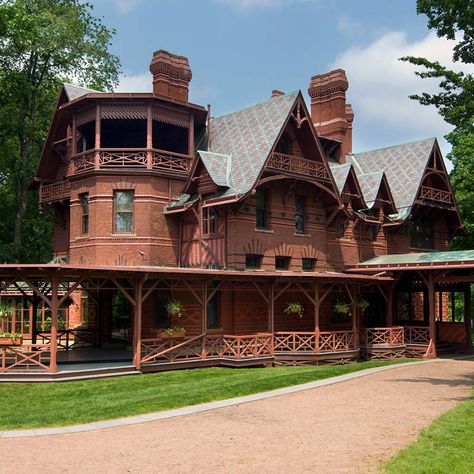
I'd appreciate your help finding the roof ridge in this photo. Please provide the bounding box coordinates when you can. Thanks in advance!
[352,137,436,156]
[212,90,299,121]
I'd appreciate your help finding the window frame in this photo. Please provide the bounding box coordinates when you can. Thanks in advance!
[410,220,434,249]
[275,256,291,270]
[302,257,316,271]
[202,206,217,236]
[295,195,305,234]
[113,190,135,234]
[255,189,268,229]
[79,192,89,235]
[207,282,220,330]
[245,254,263,269]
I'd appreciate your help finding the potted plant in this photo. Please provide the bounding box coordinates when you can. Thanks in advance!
[333,300,351,316]
[0,332,23,346]
[0,304,14,319]
[356,297,369,314]
[159,326,186,339]
[284,302,304,318]
[166,300,184,319]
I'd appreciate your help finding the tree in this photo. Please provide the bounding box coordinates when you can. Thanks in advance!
[0,0,120,262]
[401,0,474,249]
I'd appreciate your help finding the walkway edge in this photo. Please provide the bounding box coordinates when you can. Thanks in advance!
[0,359,441,438]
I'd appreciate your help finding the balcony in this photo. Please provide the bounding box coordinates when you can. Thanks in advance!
[70,148,193,176]
[267,152,330,180]
[418,185,453,205]
[40,181,71,204]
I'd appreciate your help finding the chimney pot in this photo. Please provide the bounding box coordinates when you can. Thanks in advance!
[271,89,285,98]
[149,49,192,102]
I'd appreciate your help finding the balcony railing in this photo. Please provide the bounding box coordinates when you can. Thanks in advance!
[404,326,430,345]
[40,181,71,204]
[70,148,193,175]
[273,330,356,353]
[267,152,330,180]
[419,185,453,205]
[360,327,404,346]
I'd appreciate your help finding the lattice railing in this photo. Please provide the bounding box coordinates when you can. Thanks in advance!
[99,149,147,168]
[72,150,95,173]
[140,333,273,366]
[360,327,405,346]
[0,344,51,372]
[152,149,192,172]
[404,326,430,345]
[268,152,330,180]
[419,185,453,204]
[37,329,97,351]
[40,181,71,203]
[274,331,355,353]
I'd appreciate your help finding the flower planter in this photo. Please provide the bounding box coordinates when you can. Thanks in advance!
[159,332,185,340]
[0,336,22,346]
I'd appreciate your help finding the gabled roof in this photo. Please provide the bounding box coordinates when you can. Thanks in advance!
[208,91,300,198]
[63,83,100,102]
[197,151,232,187]
[329,162,352,193]
[357,171,385,208]
[346,138,436,212]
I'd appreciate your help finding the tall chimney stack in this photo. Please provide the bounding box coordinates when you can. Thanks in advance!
[308,69,354,163]
[149,50,192,102]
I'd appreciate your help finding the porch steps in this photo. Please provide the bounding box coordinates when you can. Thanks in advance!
[0,364,139,383]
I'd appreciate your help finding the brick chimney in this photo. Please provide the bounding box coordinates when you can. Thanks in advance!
[308,69,354,163]
[149,50,192,102]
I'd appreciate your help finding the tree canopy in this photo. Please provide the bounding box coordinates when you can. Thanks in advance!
[0,0,120,262]
[402,0,474,249]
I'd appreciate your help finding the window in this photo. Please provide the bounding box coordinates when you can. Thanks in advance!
[114,190,134,233]
[275,256,291,270]
[295,195,305,234]
[80,193,89,234]
[336,221,346,238]
[255,189,268,229]
[369,224,378,242]
[302,258,316,271]
[246,254,262,269]
[410,220,433,249]
[207,282,220,329]
[202,207,217,235]
[81,295,89,326]
[275,135,290,155]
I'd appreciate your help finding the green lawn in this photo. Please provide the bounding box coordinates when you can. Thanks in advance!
[384,392,474,473]
[0,359,414,430]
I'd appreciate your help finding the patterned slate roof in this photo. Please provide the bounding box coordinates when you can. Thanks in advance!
[346,138,436,212]
[357,172,384,208]
[328,162,352,193]
[208,91,299,197]
[197,151,231,187]
[63,83,100,102]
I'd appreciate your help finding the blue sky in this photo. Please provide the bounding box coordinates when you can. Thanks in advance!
[90,0,467,161]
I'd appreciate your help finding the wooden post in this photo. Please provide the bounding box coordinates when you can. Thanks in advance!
[314,284,320,353]
[49,276,60,373]
[386,284,393,326]
[146,104,153,169]
[202,281,208,333]
[94,104,101,169]
[133,277,145,370]
[268,282,274,333]
[427,273,437,358]
[464,285,472,353]
[188,113,194,156]
[71,114,77,156]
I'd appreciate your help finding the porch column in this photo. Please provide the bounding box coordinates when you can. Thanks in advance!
[94,104,101,169]
[146,104,153,168]
[426,273,437,358]
[268,282,274,333]
[49,276,60,373]
[133,277,145,370]
[71,114,77,156]
[351,299,358,347]
[202,281,208,333]
[386,284,393,326]
[464,285,472,353]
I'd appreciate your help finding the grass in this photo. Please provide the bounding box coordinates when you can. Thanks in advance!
[0,359,415,430]
[384,392,474,474]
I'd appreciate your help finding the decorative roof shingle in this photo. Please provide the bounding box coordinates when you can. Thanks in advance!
[357,172,385,208]
[63,83,100,102]
[197,151,231,187]
[328,162,352,193]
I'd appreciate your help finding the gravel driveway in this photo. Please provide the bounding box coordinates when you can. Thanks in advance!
[1,359,474,473]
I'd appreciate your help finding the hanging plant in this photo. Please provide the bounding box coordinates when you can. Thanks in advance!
[166,300,184,318]
[160,326,186,339]
[61,295,76,308]
[333,300,351,316]
[0,304,14,319]
[284,302,304,318]
[356,297,369,314]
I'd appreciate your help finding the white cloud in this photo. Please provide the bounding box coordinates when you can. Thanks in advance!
[116,72,152,92]
[214,0,314,9]
[336,16,362,35]
[329,31,474,161]
[112,0,143,14]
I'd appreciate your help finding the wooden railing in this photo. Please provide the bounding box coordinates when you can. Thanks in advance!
[40,181,71,203]
[37,329,97,351]
[273,330,356,353]
[419,185,453,205]
[404,326,430,345]
[268,152,330,180]
[360,327,404,346]
[0,344,51,372]
[71,148,192,175]
[140,333,273,366]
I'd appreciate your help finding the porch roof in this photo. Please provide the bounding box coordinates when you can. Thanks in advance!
[350,250,474,272]
[0,264,392,282]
